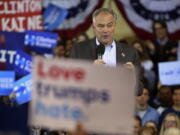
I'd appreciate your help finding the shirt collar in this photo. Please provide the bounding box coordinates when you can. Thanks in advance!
[96,38,116,48]
[157,38,168,45]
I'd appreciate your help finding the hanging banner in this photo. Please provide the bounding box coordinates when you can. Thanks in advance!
[42,0,103,38]
[114,0,180,40]
[29,58,136,134]
[0,0,43,32]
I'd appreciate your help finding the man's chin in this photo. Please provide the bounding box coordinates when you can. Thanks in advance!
[101,40,110,45]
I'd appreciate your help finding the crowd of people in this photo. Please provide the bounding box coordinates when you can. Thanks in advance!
[0,7,180,135]
[53,8,180,135]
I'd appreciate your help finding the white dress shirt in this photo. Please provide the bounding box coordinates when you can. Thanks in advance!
[96,39,116,67]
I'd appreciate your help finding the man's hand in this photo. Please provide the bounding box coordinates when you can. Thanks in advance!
[69,123,87,135]
[123,62,134,69]
[93,59,106,65]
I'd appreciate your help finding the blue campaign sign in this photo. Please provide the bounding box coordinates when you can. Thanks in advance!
[0,71,15,95]
[24,30,59,54]
[43,3,68,31]
[158,61,180,85]
[12,74,32,104]
[14,50,32,76]
[0,31,25,70]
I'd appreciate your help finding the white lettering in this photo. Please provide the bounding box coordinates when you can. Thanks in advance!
[0,50,6,63]
[9,1,17,14]
[0,1,42,14]
[2,18,11,31]
[2,17,26,32]
[0,50,16,64]
[16,1,24,13]
[7,50,16,64]
[27,15,43,30]
[11,18,19,31]
[17,17,26,31]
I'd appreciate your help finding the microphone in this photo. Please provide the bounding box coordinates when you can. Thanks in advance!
[96,43,105,59]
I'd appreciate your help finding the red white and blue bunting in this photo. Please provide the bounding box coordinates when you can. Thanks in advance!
[43,0,104,38]
[114,0,180,40]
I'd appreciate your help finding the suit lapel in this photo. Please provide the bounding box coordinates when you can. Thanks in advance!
[116,42,126,64]
[89,38,97,60]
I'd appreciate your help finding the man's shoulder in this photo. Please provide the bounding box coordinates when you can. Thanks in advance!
[74,38,95,47]
[116,41,137,53]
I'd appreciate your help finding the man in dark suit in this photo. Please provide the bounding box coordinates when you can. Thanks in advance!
[70,8,140,67]
[70,7,142,93]
[70,37,140,66]
[70,8,142,94]
[70,8,143,135]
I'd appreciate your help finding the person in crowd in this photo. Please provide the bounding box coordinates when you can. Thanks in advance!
[132,40,156,93]
[146,21,178,82]
[153,85,173,115]
[65,39,74,57]
[134,115,142,135]
[75,32,89,43]
[70,8,143,96]
[159,113,180,135]
[159,85,180,126]
[145,121,158,134]
[136,86,159,126]
[54,42,66,58]
[164,127,180,135]
[147,20,178,63]
[139,125,158,135]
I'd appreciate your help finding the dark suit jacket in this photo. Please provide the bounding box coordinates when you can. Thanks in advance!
[70,38,143,95]
[70,38,140,66]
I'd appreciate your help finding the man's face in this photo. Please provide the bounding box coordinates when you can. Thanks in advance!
[173,89,180,106]
[159,87,172,104]
[92,12,116,46]
[136,88,149,106]
[133,43,143,53]
[154,23,167,40]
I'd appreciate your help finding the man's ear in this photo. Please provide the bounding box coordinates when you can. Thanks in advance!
[92,24,95,30]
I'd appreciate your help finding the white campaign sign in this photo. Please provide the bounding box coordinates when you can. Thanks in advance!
[29,57,136,135]
[158,61,180,85]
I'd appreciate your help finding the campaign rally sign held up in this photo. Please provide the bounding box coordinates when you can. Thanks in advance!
[29,57,136,134]
[24,30,58,54]
[11,74,32,104]
[14,50,32,76]
[0,31,25,70]
[0,71,15,95]
[158,61,180,85]
[43,4,68,31]
[0,0,43,32]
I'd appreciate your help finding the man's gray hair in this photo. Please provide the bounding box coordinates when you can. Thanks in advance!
[92,8,117,23]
